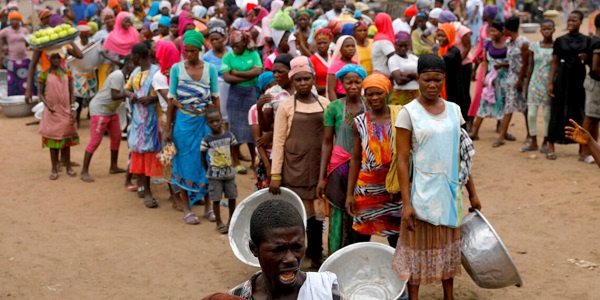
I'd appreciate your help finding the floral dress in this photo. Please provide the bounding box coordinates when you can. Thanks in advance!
[503,35,529,114]
[527,42,553,107]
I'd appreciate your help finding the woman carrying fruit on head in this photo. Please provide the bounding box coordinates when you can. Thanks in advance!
[0,11,32,96]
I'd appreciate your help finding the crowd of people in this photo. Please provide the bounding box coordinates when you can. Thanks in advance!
[2,0,600,298]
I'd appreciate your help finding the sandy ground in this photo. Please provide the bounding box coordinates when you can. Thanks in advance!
[1,27,600,300]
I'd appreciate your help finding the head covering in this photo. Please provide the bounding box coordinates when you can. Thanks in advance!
[49,14,65,27]
[355,20,368,29]
[437,23,456,57]
[274,53,294,69]
[88,21,99,34]
[156,40,181,76]
[416,0,433,10]
[158,15,171,26]
[38,9,52,20]
[252,7,269,27]
[328,19,343,34]
[77,21,91,33]
[404,5,418,18]
[246,2,258,12]
[142,20,152,31]
[271,29,288,49]
[150,21,159,32]
[176,0,191,15]
[231,30,257,50]
[6,1,17,10]
[395,31,411,42]
[192,5,207,19]
[159,0,172,13]
[108,0,121,13]
[341,23,354,36]
[505,16,519,32]
[415,10,429,19]
[288,56,314,79]
[295,9,314,18]
[418,53,446,74]
[183,29,205,50]
[335,63,367,80]
[373,13,394,43]
[438,10,458,23]
[178,14,195,37]
[490,21,504,32]
[483,5,498,19]
[429,8,443,19]
[331,35,360,62]
[258,71,275,91]
[314,28,334,42]
[210,26,226,36]
[101,8,115,21]
[362,74,392,94]
[8,11,21,21]
[307,19,328,43]
[147,1,160,18]
[368,25,377,37]
[103,12,141,56]
[207,18,227,29]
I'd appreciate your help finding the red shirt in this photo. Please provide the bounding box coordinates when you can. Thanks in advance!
[310,53,330,88]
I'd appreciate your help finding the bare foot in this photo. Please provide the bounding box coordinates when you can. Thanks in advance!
[49,173,59,180]
[80,173,95,183]
[66,169,77,177]
[109,167,127,174]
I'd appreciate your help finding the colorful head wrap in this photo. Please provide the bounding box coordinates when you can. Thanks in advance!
[288,56,314,79]
[314,28,333,42]
[207,18,227,30]
[373,13,395,43]
[150,21,159,32]
[103,12,141,56]
[395,31,411,42]
[147,1,160,18]
[341,23,354,36]
[158,15,171,26]
[296,9,314,18]
[354,21,368,29]
[437,23,456,57]
[368,25,377,37]
[88,21,99,34]
[108,0,122,13]
[230,30,256,50]
[416,0,433,10]
[183,29,205,50]
[246,2,258,13]
[142,20,152,31]
[429,8,443,19]
[438,10,458,23]
[8,11,21,21]
[415,10,429,19]
[77,21,91,33]
[362,74,392,94]
[210,27,226,36]
[307,19,328,43]
[258,71,275,91]
[331,35,359,62]
[49,14,65,27]
[404,5,418,18]
[335,64,367,81]
[156,40,180,74]
[38,9,52,20]
[328,19,343,34]
[483,5,498,19]
[417,53,446,74]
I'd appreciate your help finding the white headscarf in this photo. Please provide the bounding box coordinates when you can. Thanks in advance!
[176,0,191,16]
[159,1,172,13]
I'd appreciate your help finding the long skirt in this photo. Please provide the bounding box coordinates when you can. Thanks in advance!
[6,58,34,96]
[227,84,257,144]
[393,219,462,285]
[171,107,211,205]
[468,63,485,117]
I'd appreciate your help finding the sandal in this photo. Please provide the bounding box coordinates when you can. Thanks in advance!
[583,155,595,164]
[504,133,516,141]
[492,140,505,148]
[144,197,159,208]
[216,224,229,234]
[49,173,59,180]
[124,184,139,192]
[235,165,247,175]
[539,145,549,154]
[66,169,77,177]
[137,187,145,199]
[519,145,538,153]
[546,152,557,160]
[183,212,200,225]
[204,210,216,222]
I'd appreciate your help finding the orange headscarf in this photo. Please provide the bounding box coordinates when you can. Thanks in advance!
[437,23,456,57]
[362,74,392,95]
[108,0,122,13]
[8,11,22,21]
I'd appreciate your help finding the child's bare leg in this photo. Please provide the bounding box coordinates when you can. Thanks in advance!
[81,151,95,182]
[442,278,454,300]
[63,147,76,177]
[49,149,59,180]
[124,170,134,187]
[142,175,157,208]
[110,150,126,173]
[213,201,223,227]
[248,143,256,169]
[227,199,236,225]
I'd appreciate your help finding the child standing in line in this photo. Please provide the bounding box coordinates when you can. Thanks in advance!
[522,19,555,153]
[38,52,79,180]
[201,108,238,234]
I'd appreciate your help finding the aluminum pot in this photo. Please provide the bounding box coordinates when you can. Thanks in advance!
[0,96,38,118]
[228,187,307,267]
[520,23,540,34]
[461,209,523,289]
[319,242,407,300]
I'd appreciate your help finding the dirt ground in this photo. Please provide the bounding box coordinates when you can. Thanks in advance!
[1,27,600,300]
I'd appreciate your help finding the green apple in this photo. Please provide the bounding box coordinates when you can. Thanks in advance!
[54,27,63,34]
[58,31,68,38]
[61,24,71,30]
[67,27,77,35]
[30,37,37,44]
[39,36,50,44]
[34,31,42,38]
[49,33,58,40]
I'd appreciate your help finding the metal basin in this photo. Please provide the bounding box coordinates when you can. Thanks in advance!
[520,23,540,33]
[319,242,407,300]
[0,96,38,118]
[228,187,307,267]
[461,209,523,289]
[66,40,102,74]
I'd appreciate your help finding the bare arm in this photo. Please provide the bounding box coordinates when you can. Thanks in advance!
[25,50,42,103]
[222,71,250,84]
[345,126,362,216]
[593,53,600,79]
[67,41,84,59]
[231,66,262,79]
[516,43,530,91]
[461,32,472,61]
[391,70,416,86]
[465,176,482,211]
[396,127,415,230]
[200,150,209,171]
[316,126,335,199]
[327,74,338,102]
[548,54,559,97]
[164,98,176,142]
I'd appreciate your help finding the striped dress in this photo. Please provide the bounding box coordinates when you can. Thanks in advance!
[352,111,402,237]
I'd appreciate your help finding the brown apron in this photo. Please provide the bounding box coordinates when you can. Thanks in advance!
[282,96,325,217]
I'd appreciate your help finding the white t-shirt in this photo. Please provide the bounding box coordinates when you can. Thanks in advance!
[88,70,125,116]
[388,53,419,90]
[371,40,396,76]
[325,9,339,21]
[152,71,169,112]
[392,18,411,34]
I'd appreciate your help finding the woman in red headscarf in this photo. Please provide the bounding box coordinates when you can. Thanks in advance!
[103,12,140,57]
[436,23,467,118]
[371,13,396,77]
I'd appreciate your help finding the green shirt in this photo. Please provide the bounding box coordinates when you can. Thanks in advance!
[220,49,263,87]
[324,98,365,153]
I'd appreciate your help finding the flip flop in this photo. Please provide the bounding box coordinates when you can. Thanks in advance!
[546,152,557,160]
[137,187,145,199]
[183,212,200,225]
[144,197,159,208]
[204,210,216,222]
[504,134,516,141]
[539,145,549,154]
[49,173,58,180]
[66,169,77,177]
[123,184,139,192]
[519,145,538,153]
[584,155,595,164]
[235,165,247,175]
[492,140,505,148]
[216,224,229,234]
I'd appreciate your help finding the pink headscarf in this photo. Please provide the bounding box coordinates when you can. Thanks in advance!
[373,13,395,43]
[331,35,359,63]
[178,13,196,54]
[103,12,140,56]
[288,56,314,79]
[156,40,180,81]
[252,7,269,27]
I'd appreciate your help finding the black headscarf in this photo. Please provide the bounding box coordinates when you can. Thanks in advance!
[418,54,446,74]
[274,53,294,69]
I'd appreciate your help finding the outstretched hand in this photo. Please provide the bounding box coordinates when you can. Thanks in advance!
[565,119,591,145]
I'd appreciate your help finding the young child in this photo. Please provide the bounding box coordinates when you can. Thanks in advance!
[38,52,79,180]
[250,71,276,190]
[201,108,238,234]
[523,19,555,153]
[71,21,98,128]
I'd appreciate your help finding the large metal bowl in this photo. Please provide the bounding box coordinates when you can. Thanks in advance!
[66,40,102,74]
[461,209,523,289]
[228,187,307,267]
[319,242,407,299]
[0,96,38,118]
[520,23,540,33]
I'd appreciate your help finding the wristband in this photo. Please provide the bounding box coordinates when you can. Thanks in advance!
[70,103,75,107]
[271,174,282,181]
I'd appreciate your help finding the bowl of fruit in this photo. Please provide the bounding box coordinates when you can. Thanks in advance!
[26,24,79,50]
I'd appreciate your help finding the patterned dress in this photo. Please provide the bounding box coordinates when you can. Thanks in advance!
[477,41,508,119]
[527,42,553,107]
[503,35,529,114]
[352,111,402,237]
